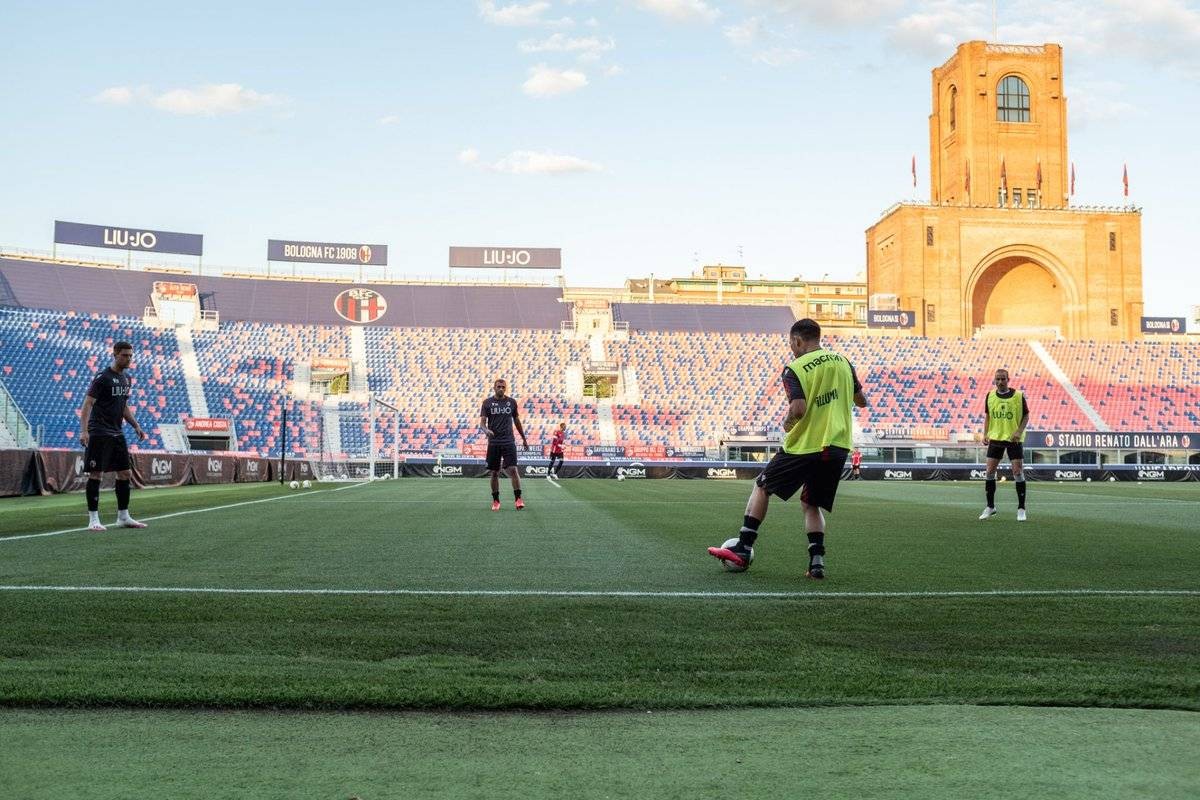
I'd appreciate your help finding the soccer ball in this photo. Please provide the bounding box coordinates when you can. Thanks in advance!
[302,480,311,489]
[617,473,625,481]
[289,480,299,489]
[717,537,753,572]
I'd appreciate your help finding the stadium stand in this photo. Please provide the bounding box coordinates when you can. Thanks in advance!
[1,258,1196,458]
[0,257,569,328]
[363,327,596,455]
[1045,340,1200,431]
[613,303,795,333]
[0,308,188,450]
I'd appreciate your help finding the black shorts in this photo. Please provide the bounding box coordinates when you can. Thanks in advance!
[548,452,563,463]
[756,447,849,511]
[84,433,131,473]
[986,441,1025,461]
[486,441,519,471]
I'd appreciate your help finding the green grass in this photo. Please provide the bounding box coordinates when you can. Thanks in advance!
[3,706,1198,800]
[1,478,1197,796]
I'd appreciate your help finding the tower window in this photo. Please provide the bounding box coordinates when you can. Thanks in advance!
[949,86,957,131]
[997,75,1030,122]
[1109,232,1117,251]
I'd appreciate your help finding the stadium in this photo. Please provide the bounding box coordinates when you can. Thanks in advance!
[2,20,1198,800]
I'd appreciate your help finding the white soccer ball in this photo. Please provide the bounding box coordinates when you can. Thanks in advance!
[302,480,311,489]
[617,473,625,481]
[717,537,753,572]
[289,480,299,490]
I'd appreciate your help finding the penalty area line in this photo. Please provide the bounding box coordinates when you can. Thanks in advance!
[0,482,369,543]
[0,586,1196,600]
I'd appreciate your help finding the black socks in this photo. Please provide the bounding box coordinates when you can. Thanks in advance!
[86,478,100,512]
[514,489,522,500]
[807,532,825,567]
[1015,479,1026,510]
[115,479,130,511]
[492,491,500,502]
[738,515,761,548]
[985,478,996,508]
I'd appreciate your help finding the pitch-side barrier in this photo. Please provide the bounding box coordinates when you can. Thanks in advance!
[3,450,1197,497]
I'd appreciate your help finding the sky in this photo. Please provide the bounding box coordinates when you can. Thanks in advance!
[1,0,1198,314]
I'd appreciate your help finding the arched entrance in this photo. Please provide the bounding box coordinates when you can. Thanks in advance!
[966,248,1078,338]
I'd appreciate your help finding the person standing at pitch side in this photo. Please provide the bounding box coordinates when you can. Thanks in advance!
[708,319,868,579]
[978,368,1030,521]
[79,340,148,531]
[479,378,529,511]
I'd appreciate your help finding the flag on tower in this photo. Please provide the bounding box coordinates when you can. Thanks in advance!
[912,155,917,188]
[1123,163,1129,197]
[1070,162,1076,196]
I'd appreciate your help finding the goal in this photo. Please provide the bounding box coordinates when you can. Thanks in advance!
[313,394,401,482]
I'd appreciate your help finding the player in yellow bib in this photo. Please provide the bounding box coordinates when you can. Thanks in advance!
[979,368,1030,521]
[708,319,868,579]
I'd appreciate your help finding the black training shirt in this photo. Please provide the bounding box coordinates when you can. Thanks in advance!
[480,396,520,444]
[86,367,132,436]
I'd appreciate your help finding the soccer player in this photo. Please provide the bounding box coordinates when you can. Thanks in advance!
[708,319,868,579]
[547,422,566,480]
[979,368,1029,521]
[479,378,528,510]
[79,341,148,531]
[850,447,862,480]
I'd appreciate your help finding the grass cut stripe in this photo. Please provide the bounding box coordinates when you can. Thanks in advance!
[0,585,1197,598]
[0,481,368,542]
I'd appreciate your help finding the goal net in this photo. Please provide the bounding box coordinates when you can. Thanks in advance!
[313,394,401,482]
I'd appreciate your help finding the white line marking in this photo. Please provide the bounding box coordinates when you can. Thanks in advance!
[0,483,367,543]
[0,585,1195,599]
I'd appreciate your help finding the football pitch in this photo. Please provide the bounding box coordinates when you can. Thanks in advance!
[1,477,1197,799]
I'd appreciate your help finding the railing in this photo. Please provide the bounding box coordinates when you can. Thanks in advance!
[876,200,1142,221]
[0,378,37,448]
[585,361,620,373]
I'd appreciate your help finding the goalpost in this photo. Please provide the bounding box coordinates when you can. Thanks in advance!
[313,394,401,482]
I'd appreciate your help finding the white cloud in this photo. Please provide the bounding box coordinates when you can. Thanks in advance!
[92,86,136,105]
[753,46,807,66]
[379,114,401,125]
[459,147,603,174]
[604,64,625,77]
[884,0,1200,74]
[886,2,986,59]
[491,150,604,174]
[1069,79,1140,127]
[750,0,903,26]
[724,15,805,66]
[724,16,764,47]
[478,0,573,27]
[633,0,721,24]
[91,83,281,115]
[153,84,280,115]
[519,33,615,60]
[522,64,589,97]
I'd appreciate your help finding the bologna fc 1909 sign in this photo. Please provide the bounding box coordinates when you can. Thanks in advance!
[334,288,387,324]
